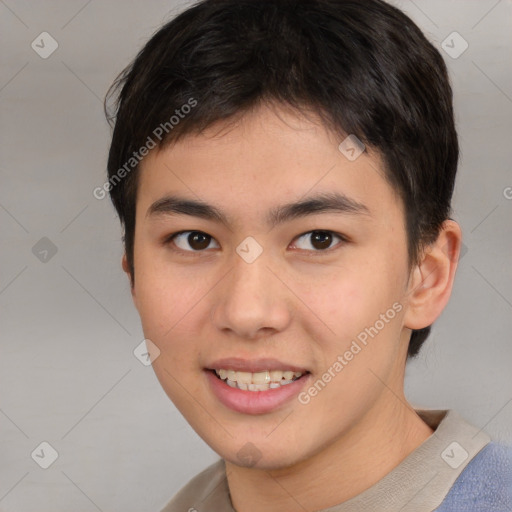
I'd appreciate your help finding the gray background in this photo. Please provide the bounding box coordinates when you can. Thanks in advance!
[1,0,511,510]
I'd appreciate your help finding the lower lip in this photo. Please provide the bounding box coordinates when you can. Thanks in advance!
[204,370,311,415]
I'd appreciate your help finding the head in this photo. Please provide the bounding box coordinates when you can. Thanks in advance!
[104,0,461,468]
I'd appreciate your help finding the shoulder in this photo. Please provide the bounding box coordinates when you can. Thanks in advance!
[158,458,228,512]
[435,442,512,511]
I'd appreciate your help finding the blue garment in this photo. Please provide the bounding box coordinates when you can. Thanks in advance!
[435,442,512,511]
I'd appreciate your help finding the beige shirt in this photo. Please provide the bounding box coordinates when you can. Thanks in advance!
[160,409,491,512]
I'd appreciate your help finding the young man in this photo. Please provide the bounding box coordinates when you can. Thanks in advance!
[104,0,511,510]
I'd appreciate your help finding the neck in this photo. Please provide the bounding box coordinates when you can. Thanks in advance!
[225,396,434,512]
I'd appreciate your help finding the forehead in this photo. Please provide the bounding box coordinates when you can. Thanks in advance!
[136,103,402,228]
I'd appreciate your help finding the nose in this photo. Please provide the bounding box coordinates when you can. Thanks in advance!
[211,253,292,340]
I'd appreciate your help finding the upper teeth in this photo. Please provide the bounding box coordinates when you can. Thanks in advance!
[215,369,304,384]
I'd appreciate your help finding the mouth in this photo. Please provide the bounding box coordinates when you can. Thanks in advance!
[207,368,310,392]
[203,357,312,414]
[204,367,312,414]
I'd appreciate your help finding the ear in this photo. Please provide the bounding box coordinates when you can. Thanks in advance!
[403,220,462,330]
[121,253,136,301]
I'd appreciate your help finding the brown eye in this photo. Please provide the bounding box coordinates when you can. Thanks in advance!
[292,230,344,251]
[170,231,219,252]
[311,231,333,250]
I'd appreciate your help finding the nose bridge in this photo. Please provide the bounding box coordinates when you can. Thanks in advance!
[212,249,291,338]
[230,253,269,302]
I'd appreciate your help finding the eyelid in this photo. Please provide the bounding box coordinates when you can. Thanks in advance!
[163,229,348,254]
[164,230,220,253]
[290,230,347,252]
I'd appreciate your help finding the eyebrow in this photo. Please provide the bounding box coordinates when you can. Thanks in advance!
[145,191,371,229]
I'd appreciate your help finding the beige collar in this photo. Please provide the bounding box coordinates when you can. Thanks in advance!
[161,409,491,512]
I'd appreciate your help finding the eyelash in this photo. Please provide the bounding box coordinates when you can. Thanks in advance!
[163,230,348,255]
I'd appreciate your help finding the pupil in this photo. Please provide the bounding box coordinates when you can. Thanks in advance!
[186,231,332,251]
[312,231,331,250]
[189,232,210,250]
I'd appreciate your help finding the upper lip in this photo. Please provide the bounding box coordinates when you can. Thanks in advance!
[206,357,310,374]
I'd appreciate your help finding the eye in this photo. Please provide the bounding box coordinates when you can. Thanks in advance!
[291,230,346,252]
[164,229,346,254]
[166,231,220,252]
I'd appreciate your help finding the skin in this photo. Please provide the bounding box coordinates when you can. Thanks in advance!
[123,102,462,511]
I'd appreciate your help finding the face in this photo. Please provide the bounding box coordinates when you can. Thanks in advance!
[128,103,416,470]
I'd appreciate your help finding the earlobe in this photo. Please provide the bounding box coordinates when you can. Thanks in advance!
[121,254,136,301]
[403,220,462,330]
[121,253,130,274]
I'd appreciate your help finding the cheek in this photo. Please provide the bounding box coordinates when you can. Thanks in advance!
[134,257,202,352]
[134,269,205,401]
[301,261,404,362]
[304,265,386,331]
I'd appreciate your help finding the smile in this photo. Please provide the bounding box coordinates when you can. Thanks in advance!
[213,369,305,391]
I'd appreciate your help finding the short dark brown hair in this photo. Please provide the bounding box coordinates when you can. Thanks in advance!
[104,0,459,357]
